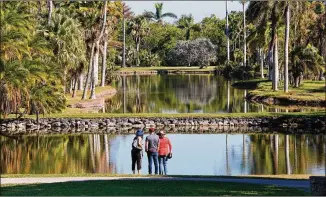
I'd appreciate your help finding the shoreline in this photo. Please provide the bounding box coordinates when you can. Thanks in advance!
[232,80,326,107]
[1,113,325,135]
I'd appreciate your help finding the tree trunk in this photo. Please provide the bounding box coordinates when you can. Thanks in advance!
[78,73,84,90]
[90,60,96,99]
[227,80,230,112]
[243,2,246,67]
[47,0,53,25]
[72,77,78,98]
[82,43,95,100]
[260,49,265,79]
[93,40,100,86]
[268,49,273,80]
[294,76,300,88]
[122,15,126,68]
[63,69,67,95]
[101,38,108,87]
[136,41,140,67]
[226,1,230,62]
[273,36,279,91]
[284,3,290,93]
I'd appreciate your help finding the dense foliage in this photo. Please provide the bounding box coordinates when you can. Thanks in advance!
[1,1,325,117]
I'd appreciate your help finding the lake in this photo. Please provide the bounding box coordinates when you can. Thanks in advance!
[1,133,325,175]
[106,75,318,113]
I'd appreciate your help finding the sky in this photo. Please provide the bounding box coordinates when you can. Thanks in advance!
[125,1,244,23]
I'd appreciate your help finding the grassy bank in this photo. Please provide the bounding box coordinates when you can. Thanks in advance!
[1,174,313,180]
[6,111,325,119]
[116,66,216,72]
[233,80,325,106]
[1,180,309,196]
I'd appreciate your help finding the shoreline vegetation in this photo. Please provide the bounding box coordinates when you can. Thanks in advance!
[232,80,326,107]
[115,66,216,75]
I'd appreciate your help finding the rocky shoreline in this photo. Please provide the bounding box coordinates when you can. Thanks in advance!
[1,116,325,135]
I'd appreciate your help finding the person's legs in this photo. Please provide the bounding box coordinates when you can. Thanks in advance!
[163,156,168,175]
[147,152,153,174]
[131,150,136,174]
[158,156,163,175]
[153,152,159,175]
[136,151,142,174]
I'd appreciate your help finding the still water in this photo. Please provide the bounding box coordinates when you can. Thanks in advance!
[1,133,325,175]
[106,75,317,113]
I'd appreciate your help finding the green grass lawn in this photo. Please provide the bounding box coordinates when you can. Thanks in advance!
[234,80,325,102]
[251,80,325,101]
[1,180,309,196]
[116,66,216,72]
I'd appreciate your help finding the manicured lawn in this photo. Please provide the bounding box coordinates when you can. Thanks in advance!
[1,180,309,196]
[116,66,216,72]
[249,80,325,101]
[65,86,116,106]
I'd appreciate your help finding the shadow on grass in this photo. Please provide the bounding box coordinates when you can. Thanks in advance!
[309,86,326,93]
[1,180,310,196]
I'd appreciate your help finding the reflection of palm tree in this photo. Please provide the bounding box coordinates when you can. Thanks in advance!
[227,80,230,112]
[225,134,231,175]
[285,135,291,174]
[273,134,279,174]
[123,75,127,113]
[244,90,247,113]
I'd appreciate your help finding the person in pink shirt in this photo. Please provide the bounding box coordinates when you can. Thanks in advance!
[158,130,172,175]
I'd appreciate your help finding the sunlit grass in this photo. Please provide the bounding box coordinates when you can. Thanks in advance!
[251,80,325,101]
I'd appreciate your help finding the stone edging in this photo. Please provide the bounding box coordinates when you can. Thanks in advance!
[1,116,325,135]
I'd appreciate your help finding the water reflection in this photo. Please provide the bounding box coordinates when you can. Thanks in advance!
[1,133,325,175]
[106,75,320,113]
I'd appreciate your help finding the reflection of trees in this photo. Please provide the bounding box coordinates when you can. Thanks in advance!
[246,134,326,175]
[0,134,116,174]
[106,75,263,113]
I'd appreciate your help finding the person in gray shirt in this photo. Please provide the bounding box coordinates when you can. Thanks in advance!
[145,127,159,174]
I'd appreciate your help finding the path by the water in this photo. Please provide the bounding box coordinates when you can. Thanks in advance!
[1,177,310,190]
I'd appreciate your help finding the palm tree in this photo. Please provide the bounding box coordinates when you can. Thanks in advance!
[240,0,247,67]
[284,2,290,92]
[121,2,132,68]
[226,1,230,61]
[47,13,85,95]
[143,3,177,23]
[127,16,150,66]
[290,44,325,87]
[247,1,284,91]
[177,14,201,40]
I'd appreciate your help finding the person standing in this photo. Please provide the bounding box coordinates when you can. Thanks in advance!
[145,127,159,175]
[158,130,172,175]
[131,129,144,174]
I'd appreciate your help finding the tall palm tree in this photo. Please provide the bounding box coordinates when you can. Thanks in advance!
[143,3,177,23]
[127,15,150,66]
[121,2,132,68]
[177,14,201,40]
[284,2,290,92]
[240,0,247,67]
[226,1,230,62]
[247,1,284,91]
